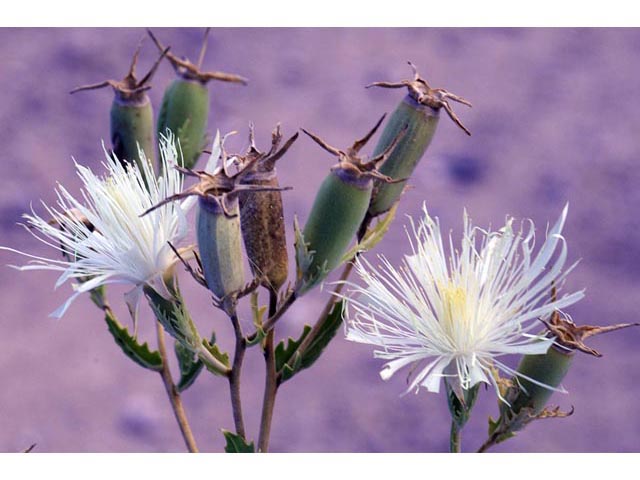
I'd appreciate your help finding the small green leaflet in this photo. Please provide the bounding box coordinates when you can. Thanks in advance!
[175,340,204,392]
[340,202,399,265]
[222,430,255,453]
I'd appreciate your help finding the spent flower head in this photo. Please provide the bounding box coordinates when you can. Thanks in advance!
[341,204,584,399]
[1,132,195,322]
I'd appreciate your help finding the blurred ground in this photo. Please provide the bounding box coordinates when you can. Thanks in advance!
[1,28,640,452]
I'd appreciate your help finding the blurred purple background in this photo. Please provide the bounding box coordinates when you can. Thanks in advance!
[1,28,639,452]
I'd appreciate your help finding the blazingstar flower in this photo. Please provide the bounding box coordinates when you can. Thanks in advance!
[342,204,584,398]
[2,133,195,321]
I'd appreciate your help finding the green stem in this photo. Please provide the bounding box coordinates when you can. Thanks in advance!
[450,420,461,453]
[228,308,247,439]
[155,321,199,453]
[258,291,279,452]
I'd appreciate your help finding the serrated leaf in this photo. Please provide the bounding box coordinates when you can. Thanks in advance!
[222,430,255,453]
[175,340,204,392]
[104,310,162,371]
[202,338,231,375]
[275,325,311,372]
[340,202,399,264]
[298,300,344,370]
[276,300,345,383]
[145,286,200,352]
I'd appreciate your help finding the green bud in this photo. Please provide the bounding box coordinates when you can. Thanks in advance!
[511,346,574,416]
[238,125,298,292]
[70,41,168,177]
[148,29,248,171]
[197,195,245,301]
[366,62,471,217]
[299,116,405,293]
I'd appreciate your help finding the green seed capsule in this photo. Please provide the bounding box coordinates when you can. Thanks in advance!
[366,62,472,217]
[511,346,574,416]
[197,196,245,301]
[299,116,405,293]
[157,79,210,169]
[238,125,298,292]
[110,95,155,172]
[148,29,247,171]
[70,41,168,178]
[302,168,372,291]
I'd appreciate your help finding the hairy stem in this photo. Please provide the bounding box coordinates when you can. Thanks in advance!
[476,434,498,453]
[228,309,247,439]
[258,290,279,452]
[450,421,461,453]
[155,322,199,453]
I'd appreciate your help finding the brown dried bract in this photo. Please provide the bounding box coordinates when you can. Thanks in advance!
[541,287,640,357]
[301,114,408,183]
[367,61,472,136]
[70,38,169,102]
[147,29,248,86]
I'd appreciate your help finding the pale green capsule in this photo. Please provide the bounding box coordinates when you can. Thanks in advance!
[366,62,471,217]
[148,29,247,171]
[197,196,245,301]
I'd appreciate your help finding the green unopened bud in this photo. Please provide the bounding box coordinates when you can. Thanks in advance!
[299,115,405,293]
[237,124,298,292]
[148,29,247,171]
[70,40,168,177]
[366,62,471,217]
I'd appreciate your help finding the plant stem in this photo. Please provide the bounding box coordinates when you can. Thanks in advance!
[449,421,461,453]
[258,290,279,452]
[476,434,498,453]
[449,420,460,453]
[155,321,199,453]
[228,308,247,439]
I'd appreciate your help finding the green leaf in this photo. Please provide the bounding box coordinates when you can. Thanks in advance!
[145,286,200,352]
[222,430,255,453]
[339,202,399,264]
[299,300,344,370]
[175,340,204,392]
[104,310,162,372]
[275,300,345,383]
[202,338,231,375]
[275,325,311,382]
[246,292,267,347]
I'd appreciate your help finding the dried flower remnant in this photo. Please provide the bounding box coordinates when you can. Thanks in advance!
[342,204,584,398]
[366,62,471,217]
[236,124,298,293]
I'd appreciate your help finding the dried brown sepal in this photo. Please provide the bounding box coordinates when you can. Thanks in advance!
[541,304,640,357]
[301,115,408,184]
[147,29,248,85]
[366,61,472,136]
[167,241,207,288]
[237,123,299,173]
[70,39,169,102]
[140,149,291,219]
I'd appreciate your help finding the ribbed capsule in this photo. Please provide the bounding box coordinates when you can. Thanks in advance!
[508,309,639,416]
[197,195,245,300]
[299,115,406,293]
[237,125,298,292]
[142,133,287,310]
[148,29,247,171]
[70,41,168,179]
[366,62,472,217]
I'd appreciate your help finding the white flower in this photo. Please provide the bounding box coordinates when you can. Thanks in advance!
[1,132,196,321]
[342,204,584,399]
